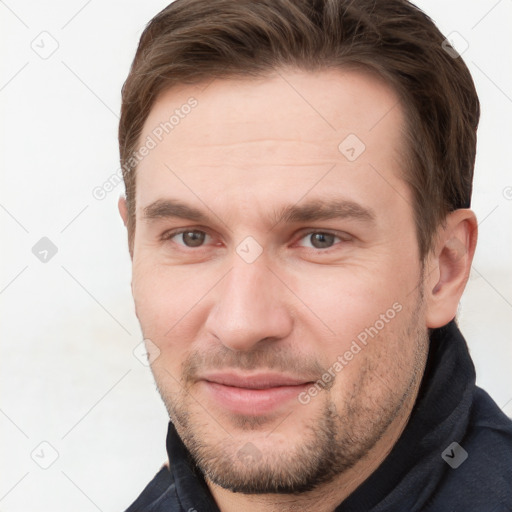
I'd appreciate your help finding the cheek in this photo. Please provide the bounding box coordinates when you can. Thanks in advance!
[131,258,211,345]
[131,254,244,379]
[289,260,415,348]
[323,291,424,411]
[132,269,200,383]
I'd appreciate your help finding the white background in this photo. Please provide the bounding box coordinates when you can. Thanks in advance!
[1,1,511,510]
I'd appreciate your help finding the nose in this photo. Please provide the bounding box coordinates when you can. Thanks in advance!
[204,259,293,352]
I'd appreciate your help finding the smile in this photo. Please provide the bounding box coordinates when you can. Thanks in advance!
[199,372,313,416]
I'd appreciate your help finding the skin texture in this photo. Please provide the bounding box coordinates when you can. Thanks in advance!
[119,68,477,512]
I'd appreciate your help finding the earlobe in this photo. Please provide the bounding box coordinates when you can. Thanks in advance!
[425,209,478,328]
[118,196,129,227]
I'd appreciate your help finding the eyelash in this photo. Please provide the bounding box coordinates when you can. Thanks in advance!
[160,228,351,251]
[302,232,346,246]
[161,227,210,239]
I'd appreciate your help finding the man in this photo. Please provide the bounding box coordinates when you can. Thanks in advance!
[118,0,512,510]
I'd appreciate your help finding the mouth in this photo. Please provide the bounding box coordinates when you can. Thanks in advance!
[199,372,314,416]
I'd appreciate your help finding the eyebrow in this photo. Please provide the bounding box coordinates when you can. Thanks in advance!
[143,199,209,223]
[272,199,375,225]
[142,198,376,226]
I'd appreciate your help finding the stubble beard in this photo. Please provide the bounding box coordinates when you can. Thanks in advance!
[151,291,429,495]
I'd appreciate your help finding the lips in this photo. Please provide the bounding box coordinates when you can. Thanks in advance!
[202,372,311,389]
[199,372,313,416]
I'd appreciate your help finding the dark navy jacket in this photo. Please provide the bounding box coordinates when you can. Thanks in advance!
[125,321,512,511]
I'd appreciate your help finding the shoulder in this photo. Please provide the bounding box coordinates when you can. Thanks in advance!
[430,387,512,510]
[124,463,180,512]
[464,387,512,484]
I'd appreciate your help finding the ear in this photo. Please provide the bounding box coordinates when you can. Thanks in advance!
[118,196,129,226]
[424,209,478,328]
[118,195,135,259]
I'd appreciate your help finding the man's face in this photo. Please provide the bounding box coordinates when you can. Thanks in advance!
[128,69,430,493]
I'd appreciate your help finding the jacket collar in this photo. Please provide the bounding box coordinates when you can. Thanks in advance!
[338,320,475,510]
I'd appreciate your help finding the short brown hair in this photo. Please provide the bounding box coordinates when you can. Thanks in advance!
[119,0,479,257]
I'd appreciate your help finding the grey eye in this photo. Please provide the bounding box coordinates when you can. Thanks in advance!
[308,232,336,249]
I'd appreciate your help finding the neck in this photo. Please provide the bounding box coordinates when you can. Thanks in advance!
[206,374,421,512]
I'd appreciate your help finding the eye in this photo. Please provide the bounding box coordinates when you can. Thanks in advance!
[166,229,211,248]
[297,232,344,249]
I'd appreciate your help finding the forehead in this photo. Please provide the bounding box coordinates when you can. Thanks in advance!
[135,68,409,217]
